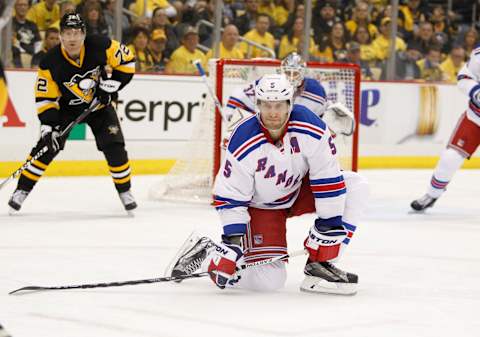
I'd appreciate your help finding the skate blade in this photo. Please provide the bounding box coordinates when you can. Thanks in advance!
[126,210,135,217]
[300,276,357,296]
[8,207,19,216]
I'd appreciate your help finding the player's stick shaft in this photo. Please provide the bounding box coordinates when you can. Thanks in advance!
[9,249,307,294]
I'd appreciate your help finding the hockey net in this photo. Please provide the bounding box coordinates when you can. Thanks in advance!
[150,59,360,202]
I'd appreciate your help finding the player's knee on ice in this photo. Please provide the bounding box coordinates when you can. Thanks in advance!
[236,261,287,291]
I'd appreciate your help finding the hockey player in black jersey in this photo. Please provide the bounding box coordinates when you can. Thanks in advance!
[8,13,137,213]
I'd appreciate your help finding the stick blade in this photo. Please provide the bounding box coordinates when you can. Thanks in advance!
[9,286,49,295]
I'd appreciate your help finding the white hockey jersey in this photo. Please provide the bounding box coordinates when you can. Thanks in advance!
[457,46,480,126]
[213,104,346,237]
[225,77,328,118]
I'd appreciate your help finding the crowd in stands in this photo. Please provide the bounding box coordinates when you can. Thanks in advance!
[5,0,480,82]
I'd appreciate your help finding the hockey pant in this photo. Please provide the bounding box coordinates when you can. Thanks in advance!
[234,171,369,291]
[16,105,132,193]
[427,113,480,198]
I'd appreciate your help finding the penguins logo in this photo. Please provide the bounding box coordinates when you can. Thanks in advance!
[63,67,101,105]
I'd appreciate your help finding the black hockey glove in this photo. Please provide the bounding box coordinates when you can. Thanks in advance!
[40,124,66,153]
[95,78,121,106]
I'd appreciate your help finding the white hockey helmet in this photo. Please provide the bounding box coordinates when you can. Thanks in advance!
[280,52,306,88]
[255,73,294,108]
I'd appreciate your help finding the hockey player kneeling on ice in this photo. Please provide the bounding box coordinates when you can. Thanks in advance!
[172,74,369,294]
[8,13,137,214]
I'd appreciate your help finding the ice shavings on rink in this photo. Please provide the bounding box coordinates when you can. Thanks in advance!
[0,169,479,337]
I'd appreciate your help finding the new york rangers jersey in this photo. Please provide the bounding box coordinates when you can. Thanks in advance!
[225,77,328,118]
[457,46,480,126]
[213,104,346,237]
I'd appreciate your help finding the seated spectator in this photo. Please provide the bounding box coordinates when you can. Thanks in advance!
[165,26,207,74]
[31,27,60,68]
[440,45,466,83]
[353,25,377,66]
[151,7,178,58]
[49,1,76,30]
[278,16,317,59]
[258,0,289,27]
[408,21,436,55]
[12,0,42,68]
[429,5,454,53]
[416,44,445,82]
[26,0,60,31]
[235,0,259,36]
[282,3,304,34]
[312,1,340,45]
[103,0,130,41]
[345,1,378,39]
[317,21,350,62]
[375,4,408,39]
[400,0,428,36]
[206,24,244,60]
[130,0,176,19]
[83,1,110,37]
[459,28,478,59]
[371,17,406,61]
[380,43,422,80]
[128,26,154,72]
[148,28,168,72]
[339,41,373,80]
[239,13,275,58]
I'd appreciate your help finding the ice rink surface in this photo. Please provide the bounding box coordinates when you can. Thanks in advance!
[0,169,479,337]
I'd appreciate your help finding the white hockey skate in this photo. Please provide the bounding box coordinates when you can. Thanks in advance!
[8,189,30,215]
[164,232,214,282]
[410,194,437,212]
[300,261,358,295]
[118,190,137,215]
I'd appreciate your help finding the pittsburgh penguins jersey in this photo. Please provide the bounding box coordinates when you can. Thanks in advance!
[213,105,346,237]
[457,46,480,127]
[35,35,135,126]
[225,77,328,119]
[0,59,7,116]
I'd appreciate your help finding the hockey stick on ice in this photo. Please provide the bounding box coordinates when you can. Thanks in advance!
[193,59,230,122]
[0,101,101,191]
[9,249,307,295]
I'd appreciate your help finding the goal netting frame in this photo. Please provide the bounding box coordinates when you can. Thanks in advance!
[150,59,361,202]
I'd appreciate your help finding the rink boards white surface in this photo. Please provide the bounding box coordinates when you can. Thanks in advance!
[0,169,479,337]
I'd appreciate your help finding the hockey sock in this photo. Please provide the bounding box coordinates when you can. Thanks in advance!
[17,145,56,192]
[427,148,465,198]
[104,145,131,193]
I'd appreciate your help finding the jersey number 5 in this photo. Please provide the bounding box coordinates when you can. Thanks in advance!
[328,136,337,155]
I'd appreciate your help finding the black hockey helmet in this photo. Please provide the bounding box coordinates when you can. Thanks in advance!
[60,12,86,32]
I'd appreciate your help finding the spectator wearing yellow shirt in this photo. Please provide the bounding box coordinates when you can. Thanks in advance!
[206,24,244,60]
[371,17,406,61]
[440,46,466,83]
[416,45,445,82]
[26,0,60,31]
[128,26,154,72]
[316,21,349,62]
[49,1,76,30]
[345,1,378,39]
[165,26,207,74]
[130,0,176,19]
[278,16,316,59]
[399,0,427,34]
[353,26,377,66]
[257,0,290,27]
[240,14,275,58]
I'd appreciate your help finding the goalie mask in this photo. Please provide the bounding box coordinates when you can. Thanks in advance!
[280,52,306,88]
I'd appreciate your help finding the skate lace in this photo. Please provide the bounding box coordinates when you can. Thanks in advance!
[177,237,214,274]
[184,257,205,274]
[321,261,348,281]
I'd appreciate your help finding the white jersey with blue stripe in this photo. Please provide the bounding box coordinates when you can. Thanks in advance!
[457,45,480,126]
[213,105,346,237]
[225,77,328,118]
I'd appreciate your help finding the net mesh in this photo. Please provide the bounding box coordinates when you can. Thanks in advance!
[150,59,359,202]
